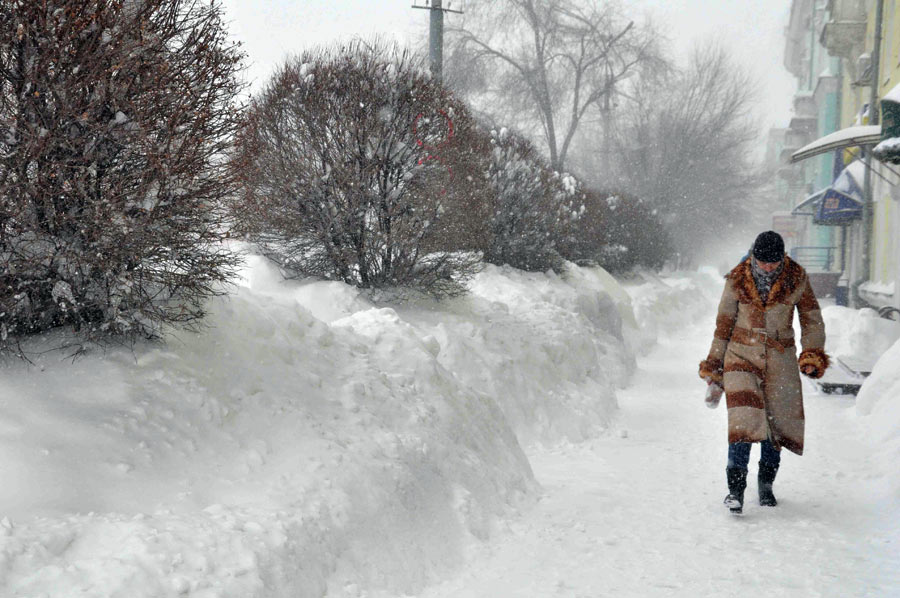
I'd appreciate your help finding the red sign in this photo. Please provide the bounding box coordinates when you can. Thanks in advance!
[772,213,799,239]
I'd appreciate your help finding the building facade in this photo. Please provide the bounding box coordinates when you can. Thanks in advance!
[824,0,900,310]
[782,0,900,311]
[783,0,845,281]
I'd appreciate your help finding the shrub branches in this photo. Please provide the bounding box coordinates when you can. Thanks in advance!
[231,42,490,297]
[483,127,583,272]
[0,0,245,351]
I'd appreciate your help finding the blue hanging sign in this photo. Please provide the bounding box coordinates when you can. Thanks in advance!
[815,188,862,224]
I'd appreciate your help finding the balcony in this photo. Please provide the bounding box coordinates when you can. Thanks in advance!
[793,93,817,119]
[821,0,867,59]
[789,115,818,138]
[822,21,867,59]
[779,145,803,166]
[777,162,804,183]
[826,0,865,22]
[778,125,815,168]
[785,126,813,150]
[788,94,819,148]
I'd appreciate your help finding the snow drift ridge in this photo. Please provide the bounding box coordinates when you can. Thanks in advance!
[0,256,635,597]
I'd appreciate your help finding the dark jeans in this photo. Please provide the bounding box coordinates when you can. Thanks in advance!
[728,440,781,471]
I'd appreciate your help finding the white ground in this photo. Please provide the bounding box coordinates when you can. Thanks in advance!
[2,260,899,597]
[409,295,900,598]
[0,258,633,597]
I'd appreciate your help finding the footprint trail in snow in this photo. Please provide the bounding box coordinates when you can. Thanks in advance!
[409,317,900,598]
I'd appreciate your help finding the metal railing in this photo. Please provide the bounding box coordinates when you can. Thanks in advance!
[790,246,838,272]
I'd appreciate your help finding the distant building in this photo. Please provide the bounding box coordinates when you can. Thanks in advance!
[781,0,846,297]
[765,127,804,253]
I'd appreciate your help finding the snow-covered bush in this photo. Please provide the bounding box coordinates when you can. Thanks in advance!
[231,42,491,297]
[562,189,671,273]
[0,0,244,353]
[481,128,584,273]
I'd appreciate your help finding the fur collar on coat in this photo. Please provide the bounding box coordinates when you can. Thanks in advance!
[726,256,804,311]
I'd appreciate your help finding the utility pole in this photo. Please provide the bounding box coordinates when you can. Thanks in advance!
[602,62,614,179]
[860,0,885,305]
[412,0,463,83]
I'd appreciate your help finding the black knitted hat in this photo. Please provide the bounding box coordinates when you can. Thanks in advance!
[752,231,785,263]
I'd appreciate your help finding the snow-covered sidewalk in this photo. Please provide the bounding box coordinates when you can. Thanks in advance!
[411,311,900,598]
[2,263,898,597]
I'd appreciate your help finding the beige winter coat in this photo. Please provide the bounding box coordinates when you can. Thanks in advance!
[699,257,829,455]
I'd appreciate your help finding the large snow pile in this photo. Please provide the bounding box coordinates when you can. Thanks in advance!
[855,336,900,495]
[624,269,723,351]
[821,306,900,363]
[0,256,633,597]
[818,306,900,496]
[417,264,636,445]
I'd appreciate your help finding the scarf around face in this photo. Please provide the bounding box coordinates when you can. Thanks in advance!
[751,257,783,305]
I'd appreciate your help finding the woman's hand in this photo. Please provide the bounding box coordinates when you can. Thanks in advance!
[705,381,724,408]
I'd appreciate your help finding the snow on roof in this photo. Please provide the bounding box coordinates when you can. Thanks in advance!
[874,136,900,163]
[884,81,900,104]
[860,280,896,295]
[832,159,867,200]
[790,125,881,164]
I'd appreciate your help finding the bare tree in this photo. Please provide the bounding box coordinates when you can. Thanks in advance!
[448,0,660,172]
[0,0,245,353]
[231,42,490,297]
[614,43,762,266]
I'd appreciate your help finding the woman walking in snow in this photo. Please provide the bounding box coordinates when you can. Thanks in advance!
[699,231,829,514]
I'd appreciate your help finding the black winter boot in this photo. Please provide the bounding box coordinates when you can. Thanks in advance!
[758,462,779,507]
[724,467,747,514]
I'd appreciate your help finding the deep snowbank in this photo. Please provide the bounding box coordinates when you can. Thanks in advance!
[813,306,900,497]
[623,269,723,352]
[413,264,637,445]
[855,335,900,496]
[821,305,900,363]
[0,257,633,597]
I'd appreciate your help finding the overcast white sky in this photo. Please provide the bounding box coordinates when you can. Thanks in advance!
[220,1,796,135]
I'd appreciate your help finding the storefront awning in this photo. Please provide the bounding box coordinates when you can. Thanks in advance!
[816,188,863,224]
[792,189,826,216]
[789,125,881,163]
[791,160,865,225]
